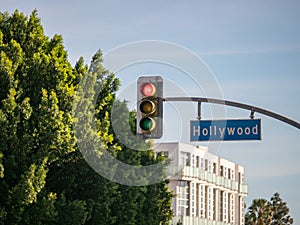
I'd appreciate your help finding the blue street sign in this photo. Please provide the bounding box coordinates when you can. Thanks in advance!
[190,119,261,141]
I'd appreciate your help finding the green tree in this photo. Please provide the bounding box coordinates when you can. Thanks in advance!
[245,199,272,225]
[48,50,121,225]
[270,193,293,225]
[0,10,77,224]
[246,193,293,225]
[110,100,173,225]
[0,10,173,225]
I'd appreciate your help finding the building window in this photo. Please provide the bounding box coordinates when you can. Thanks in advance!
[177,182,189,216]
[239,172,244,184]
[200,158,204,170]
[196,156,200,168]
[208,161,212,173]
[192,154,195,167]
[180,152,190,166]
[213,189,217,220]
[191,182,196,216]
[196,184,200,217]
[178,180,187,187]
[162,151,169,158]
[224,192,228,223]
[228,194,231,224]
[220,166,224,176]
[219,191,223,221]
[231,194,235,223]
[241,197,245,225]
[213,162,217,174]
[178,206,184,216]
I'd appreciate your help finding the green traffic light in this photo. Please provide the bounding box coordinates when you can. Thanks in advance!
[139,117,156,131]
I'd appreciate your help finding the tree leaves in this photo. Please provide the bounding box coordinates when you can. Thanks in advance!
[0,9,173,225]
[0,10,79,224]
[245,193,293,225]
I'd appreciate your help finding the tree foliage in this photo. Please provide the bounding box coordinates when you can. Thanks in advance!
[245,193,293,225]
[0,10,173,225]
[270,193,293,225]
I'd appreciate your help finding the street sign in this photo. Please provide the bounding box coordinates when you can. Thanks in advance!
[190,119,261,141]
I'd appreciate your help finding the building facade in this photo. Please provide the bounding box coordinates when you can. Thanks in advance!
[154,143,247,225]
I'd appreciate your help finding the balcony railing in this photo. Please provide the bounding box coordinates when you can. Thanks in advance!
[181,166,247,194]
[170,216,232,225]
[239,184,248,194]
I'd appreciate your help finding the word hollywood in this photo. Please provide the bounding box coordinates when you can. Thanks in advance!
[190,119,261,141]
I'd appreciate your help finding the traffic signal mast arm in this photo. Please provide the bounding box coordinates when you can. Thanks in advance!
[163,97,300,129]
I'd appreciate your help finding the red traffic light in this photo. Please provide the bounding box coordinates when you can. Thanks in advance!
[139,82,156,97]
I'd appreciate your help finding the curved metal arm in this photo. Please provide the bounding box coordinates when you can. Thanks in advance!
[163,97,300,129]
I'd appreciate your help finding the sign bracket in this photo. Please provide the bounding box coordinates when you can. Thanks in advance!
[197,101,201,121]
[250,110,255,120]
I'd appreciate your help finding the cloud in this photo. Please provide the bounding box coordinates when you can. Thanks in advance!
[198,44,300,56]
[247,165,300,180]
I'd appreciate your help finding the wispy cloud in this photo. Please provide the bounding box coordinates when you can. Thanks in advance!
[247,165,300,180]
[198,44,300,56]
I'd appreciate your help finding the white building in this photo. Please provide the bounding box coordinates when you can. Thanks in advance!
[154,142,247,225]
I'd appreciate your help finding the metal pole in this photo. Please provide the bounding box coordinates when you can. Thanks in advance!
[163,97,300,129]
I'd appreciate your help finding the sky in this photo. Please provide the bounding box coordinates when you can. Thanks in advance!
[1,0,300,223]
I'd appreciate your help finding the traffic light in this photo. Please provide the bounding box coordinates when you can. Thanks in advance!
[137,76,163,139]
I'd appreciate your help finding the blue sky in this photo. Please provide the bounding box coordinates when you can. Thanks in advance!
[1,0,300,222]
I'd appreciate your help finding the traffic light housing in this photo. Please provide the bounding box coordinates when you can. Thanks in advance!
[137,76,163,139]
